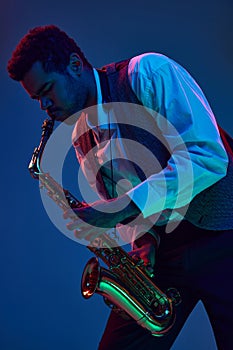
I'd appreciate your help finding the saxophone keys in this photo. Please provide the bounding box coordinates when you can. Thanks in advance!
[166,288,182,306]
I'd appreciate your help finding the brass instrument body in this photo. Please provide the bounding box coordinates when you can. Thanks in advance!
[28,119,180,337]
[82,237,176,336]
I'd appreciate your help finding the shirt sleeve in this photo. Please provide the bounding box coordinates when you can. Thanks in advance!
[126,53,228,220]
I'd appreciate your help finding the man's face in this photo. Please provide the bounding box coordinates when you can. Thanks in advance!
[21,60,93,123]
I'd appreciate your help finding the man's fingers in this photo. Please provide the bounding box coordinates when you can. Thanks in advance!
[129,244,156,266]
[145,265,155,278]
[66,219,80,231]
[63,209,75,220]
[74,226,105,242]
[74,229,89,240]
[129,250,155,278]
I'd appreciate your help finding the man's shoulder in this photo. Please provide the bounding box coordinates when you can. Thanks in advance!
[100,53,171,74]
[131,52,170,63]
[128,52,172,75]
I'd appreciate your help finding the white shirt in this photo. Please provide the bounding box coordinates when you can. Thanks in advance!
[72,53,228,237]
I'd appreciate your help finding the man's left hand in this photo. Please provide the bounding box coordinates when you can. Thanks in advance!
[63,195,140,241]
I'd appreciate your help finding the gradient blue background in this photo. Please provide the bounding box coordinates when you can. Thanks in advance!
[1,0,233,349]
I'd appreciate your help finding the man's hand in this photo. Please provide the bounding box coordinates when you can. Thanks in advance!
[130,232,159,278]
[63,194,140,241]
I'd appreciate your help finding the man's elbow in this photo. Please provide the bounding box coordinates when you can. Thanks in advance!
[213,147,229,180]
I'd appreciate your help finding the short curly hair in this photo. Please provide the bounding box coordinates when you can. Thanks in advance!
[7,24,92,81]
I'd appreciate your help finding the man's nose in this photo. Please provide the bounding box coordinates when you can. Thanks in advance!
[40,96,52,110]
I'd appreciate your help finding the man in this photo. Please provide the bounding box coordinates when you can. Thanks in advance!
[7,25,233,349]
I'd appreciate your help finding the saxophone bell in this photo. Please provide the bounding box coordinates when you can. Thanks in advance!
[81,253,180,336]
[81,257,100,299]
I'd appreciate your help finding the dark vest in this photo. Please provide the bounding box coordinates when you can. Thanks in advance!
[81,59,233,230]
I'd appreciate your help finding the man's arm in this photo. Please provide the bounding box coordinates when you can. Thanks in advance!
[127,53,228,220]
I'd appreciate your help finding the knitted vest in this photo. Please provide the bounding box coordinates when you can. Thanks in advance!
[97,59,233,230]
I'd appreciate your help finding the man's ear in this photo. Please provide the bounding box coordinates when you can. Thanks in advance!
[68,53,83,75]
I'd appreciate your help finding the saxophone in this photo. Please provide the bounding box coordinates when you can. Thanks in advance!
[28,119,181,336]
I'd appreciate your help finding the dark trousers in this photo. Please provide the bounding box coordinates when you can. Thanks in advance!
[98,221,233,350]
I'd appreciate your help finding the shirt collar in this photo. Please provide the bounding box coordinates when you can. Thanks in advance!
[93,68,103,104]
[92,68,110,129]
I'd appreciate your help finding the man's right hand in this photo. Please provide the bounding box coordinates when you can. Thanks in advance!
[130,232,159,278]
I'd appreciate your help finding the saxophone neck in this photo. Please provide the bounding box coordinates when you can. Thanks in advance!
[28,119,54,179]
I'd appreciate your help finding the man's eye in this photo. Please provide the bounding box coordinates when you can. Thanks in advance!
[42,84,53,95]
[31,83,53,100]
